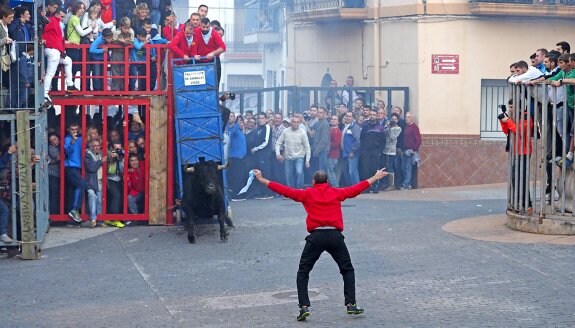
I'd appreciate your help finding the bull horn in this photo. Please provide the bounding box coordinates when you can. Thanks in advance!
[217,164,228,170]
[185,166,195,173]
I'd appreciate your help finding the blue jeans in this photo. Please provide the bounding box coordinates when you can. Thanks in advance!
[326,158,338,187]
[385,154,396,174]
[129,64,146,91]
[128,193,144,214]
[0,199,8,235]
[402,150,414,187]
[65,167,86,210]
[347,156,360,185]
[150,9,161,26]
[87,184,102,221]
[285,157,305,189]
[92,61,104,91]
[316,151,328,172]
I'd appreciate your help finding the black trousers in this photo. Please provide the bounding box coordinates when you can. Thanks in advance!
[297,229,356,307]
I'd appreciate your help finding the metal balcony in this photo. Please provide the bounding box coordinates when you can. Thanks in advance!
[291,0,368,22]
[469,0,575,17]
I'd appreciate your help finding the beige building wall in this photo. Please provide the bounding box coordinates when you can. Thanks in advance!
[287,10,575,135]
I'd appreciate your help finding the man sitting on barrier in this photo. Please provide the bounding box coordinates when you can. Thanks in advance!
[42,6,79,105]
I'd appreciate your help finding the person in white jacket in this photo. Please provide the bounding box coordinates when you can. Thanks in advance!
[508,60,543,84]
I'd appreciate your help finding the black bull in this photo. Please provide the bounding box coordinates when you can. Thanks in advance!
[181,161,232,243]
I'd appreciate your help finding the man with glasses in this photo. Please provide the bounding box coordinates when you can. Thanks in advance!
[64,123,85,223]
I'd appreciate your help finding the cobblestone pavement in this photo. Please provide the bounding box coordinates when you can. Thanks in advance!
[2,185,575,327]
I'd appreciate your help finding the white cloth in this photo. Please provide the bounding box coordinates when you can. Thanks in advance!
[238,170,255,195]
[44,48,73,97]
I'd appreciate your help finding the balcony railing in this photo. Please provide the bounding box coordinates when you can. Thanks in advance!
[470,0,575,4]
[469,0,575,16]
[293,0,366,14]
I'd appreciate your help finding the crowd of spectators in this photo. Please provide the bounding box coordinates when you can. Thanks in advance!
[505,41,572,210]
[0,1,228,231]
[225,77,422,201]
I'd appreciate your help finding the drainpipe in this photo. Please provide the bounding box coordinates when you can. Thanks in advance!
[374,0,381,87]
[422,0,427,15]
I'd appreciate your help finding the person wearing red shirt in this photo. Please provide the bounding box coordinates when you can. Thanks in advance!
[162,14,179,41]
[194,17,226,85]
[42,7,78,105]
[500,107,534,213]
[253,168,387,321]
[127,154,145,214]
[168,22,199,63]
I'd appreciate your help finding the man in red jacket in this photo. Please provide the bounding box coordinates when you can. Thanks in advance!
[168,23,200,63]
[194,17,226,85]
[42,7,78,105]
[253,168,387,321]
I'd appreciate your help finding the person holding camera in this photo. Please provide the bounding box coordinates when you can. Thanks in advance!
[499,103,534,214]
[383,113,402,190]
[105,131,126,228]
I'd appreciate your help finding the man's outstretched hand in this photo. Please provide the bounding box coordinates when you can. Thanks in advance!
[367,168,388,185]
[253,169,270,186]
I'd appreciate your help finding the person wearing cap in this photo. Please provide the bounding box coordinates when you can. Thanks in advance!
[252,167,388,321]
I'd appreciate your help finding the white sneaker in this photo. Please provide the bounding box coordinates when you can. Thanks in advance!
[0,233,13,243]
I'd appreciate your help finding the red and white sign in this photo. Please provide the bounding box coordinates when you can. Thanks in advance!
[431,54,459,74]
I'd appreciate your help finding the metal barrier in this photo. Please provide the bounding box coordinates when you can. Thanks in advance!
[0,111,50,259]
[49,43,167,97]
[223,86,409,116]
[48,100,151,224]
[505,82,575,221]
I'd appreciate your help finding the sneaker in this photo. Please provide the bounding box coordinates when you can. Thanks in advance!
[68,209,81,223]
[255,195,274,200]
[0,233,13,243]
[90,220,97,228]
[66,85,79,93]
[80,220,95,228]
[231,197,246,202]
[105,220,125,228]
[296,306,310,321]
[346,304,364,315]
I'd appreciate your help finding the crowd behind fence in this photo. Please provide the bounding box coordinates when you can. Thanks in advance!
[505,82,575,219]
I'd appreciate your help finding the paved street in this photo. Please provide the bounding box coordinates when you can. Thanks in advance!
[2,184,575,327]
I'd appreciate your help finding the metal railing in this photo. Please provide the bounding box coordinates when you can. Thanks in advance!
[293,0,366,14]
[222,86,409,117]
[470,0,575,5]
[505,82,575,220]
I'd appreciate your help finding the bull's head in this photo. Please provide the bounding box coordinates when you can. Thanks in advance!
[184,161,226,195]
